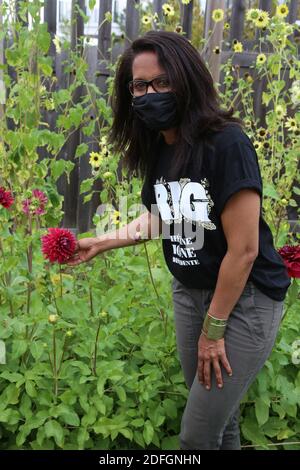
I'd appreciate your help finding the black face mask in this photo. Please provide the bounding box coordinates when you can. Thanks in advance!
[131,92,179,131]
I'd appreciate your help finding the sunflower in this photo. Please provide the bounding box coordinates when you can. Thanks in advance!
[256,53,266,66]
[224,22,230,30]
[182,0,191,4]
[89,151,103,168]
[246,8,260,22]
[275,104,287,120]
[142,15,151,25]
[254,11,269,29]
[213,46,221,54]
[175,25,183,33]
[233,41,243,53]
[285,117,298,132]
[212,9,224,23]
[162,3,175,17]
[111,210,120,225]
[253,141,263,151]
[276,4,289,18]
[257,127,267,139]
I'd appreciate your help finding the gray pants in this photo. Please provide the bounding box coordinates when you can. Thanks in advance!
[171,277,284,450]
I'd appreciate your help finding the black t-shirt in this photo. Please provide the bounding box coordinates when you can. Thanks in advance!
[141,123,291,301]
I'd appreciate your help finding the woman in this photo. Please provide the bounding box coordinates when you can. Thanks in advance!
[65,31,290,450]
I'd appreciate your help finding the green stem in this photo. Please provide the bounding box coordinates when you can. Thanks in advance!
[92,318,101,376]
[143,242,167,334]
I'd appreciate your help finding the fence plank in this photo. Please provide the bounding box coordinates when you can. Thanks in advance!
[181,0,194,40]
[203,0,225,83]
[0,0,4,122]
[229,0,246,44]
[125,0,140,50]
[97,0,112,97]
[62,0,85,230]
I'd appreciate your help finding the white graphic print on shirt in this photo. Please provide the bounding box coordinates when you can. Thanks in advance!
[154,177,216,266]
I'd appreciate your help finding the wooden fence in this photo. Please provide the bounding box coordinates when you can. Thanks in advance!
[1,0,299,232]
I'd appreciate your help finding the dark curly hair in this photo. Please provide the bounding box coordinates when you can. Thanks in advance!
[109,30,244,182]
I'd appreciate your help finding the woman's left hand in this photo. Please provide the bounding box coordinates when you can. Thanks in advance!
[198,333,232,390]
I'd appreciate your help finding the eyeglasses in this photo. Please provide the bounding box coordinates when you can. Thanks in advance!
[128,75,171,97]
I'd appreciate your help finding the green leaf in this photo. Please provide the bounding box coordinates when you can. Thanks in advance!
[75,143,89,159]
[119,428,133,441]
[255,397,270,426]
[44,420,64,448]
[143,420,154,445]
[51,159,67,181]
[25,380,37,398]
[264,183,280,200]
[115,386,126,402]
[12,339,27,359]
[77,427,90,449]
[80,178,94,194]
[89,0,96,10]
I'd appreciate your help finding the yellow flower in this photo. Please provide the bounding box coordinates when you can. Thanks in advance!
[111,210,120,225]
[256,53,267,66]
[182,0,191,4]
[254,11,269,28]
[246,8,260,22]
[233,41,243,53]
[142,15,152,25]
[224,22,230,30]
[285,117,298,132]
[257,127,267,139]
[275,105,287,120]
[89,151,103,168]
[276,4,289,18]
[253,141,263,151]
[175,25,183,33]
[162,3,175,17]
[213,46,221,54]
[212,9,224,23]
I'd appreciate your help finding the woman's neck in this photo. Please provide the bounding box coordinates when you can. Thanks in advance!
[160,127,178,145]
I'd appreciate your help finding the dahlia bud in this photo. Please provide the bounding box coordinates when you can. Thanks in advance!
[48,314,58,324]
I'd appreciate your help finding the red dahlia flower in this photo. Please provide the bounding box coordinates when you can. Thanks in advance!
[22,189,48,216]
[41,228,76,264]
[0,186,14,209]
[278,245,300,278]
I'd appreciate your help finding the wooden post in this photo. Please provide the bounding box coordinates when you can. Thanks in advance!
[97,0,112,97]
[0,0,5,122]
[203,0,225,84]
[62,0,85,230]
[125,0,140,50]
[181,0,194,40]
[153,0,163,23]
[44,0,57,57]
[229,0,246,44]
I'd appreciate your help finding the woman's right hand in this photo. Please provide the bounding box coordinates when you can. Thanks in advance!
[63,237,103,266]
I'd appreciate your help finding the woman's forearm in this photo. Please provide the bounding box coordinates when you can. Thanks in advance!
[94,211,161,252]
[207,251,257,320]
